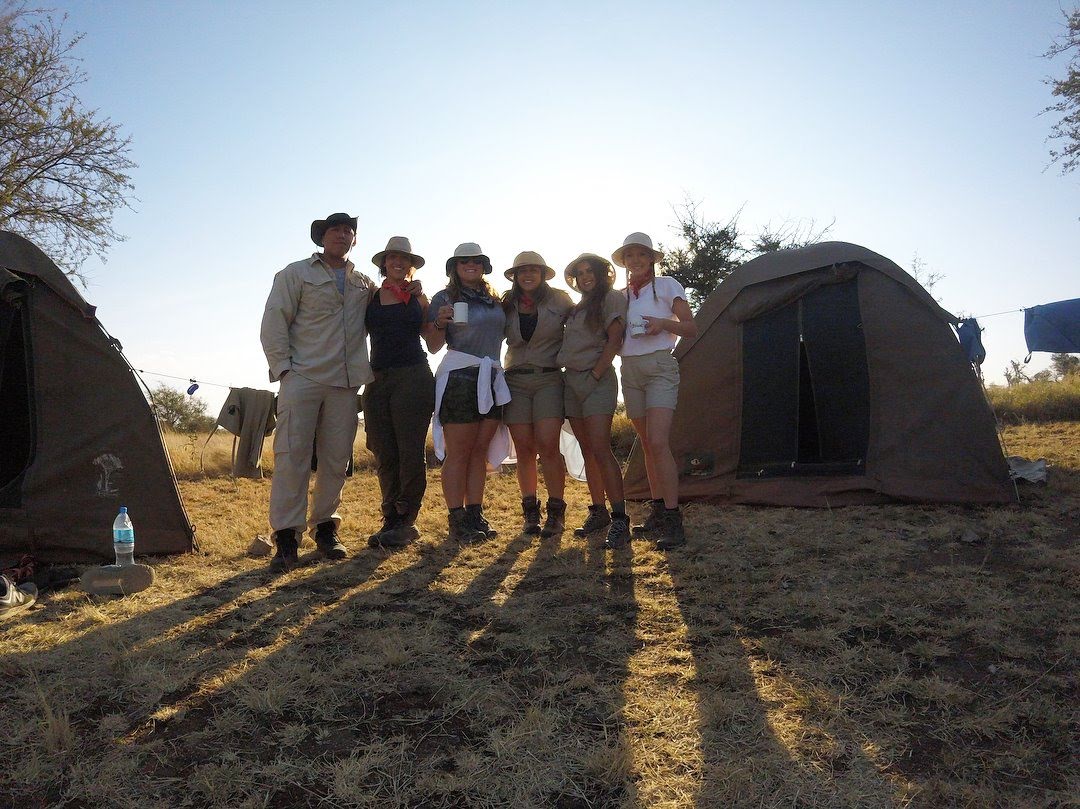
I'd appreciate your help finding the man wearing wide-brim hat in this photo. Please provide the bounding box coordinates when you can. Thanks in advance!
[260,212,376,572]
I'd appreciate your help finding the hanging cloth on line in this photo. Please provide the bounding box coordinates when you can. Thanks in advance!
[1023,298,1080,360]
[956,318,986,367]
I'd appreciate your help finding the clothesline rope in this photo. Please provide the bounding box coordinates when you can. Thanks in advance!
[133,369,235,390]
[967,308,1024,320]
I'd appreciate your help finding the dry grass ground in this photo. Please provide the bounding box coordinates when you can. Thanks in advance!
[2,424,1077,808]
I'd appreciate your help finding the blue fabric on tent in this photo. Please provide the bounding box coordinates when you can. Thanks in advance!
[1024,298,1080,354]
[957,319,986,366]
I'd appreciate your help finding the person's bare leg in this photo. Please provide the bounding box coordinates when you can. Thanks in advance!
[442,422,480,509]
[533,417,565,500]
[508,421,537,497]
[570,417,605,504]
[643,407,678,507]
[465,418,501,504]
[585,413,624,504]
[631,416,659,500]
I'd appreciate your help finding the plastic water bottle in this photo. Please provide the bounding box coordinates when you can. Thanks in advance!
[113,507,135,566]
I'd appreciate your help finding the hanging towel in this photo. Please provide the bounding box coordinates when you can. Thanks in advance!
[1023,298,1080,357]
[957,318,986,366]
[210,388,277,478]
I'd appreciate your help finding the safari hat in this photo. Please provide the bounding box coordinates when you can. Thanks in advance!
[445,242,492,276]
[371,236,425,270]
[504,250,555,282]
[611,232,664,268]
[310,212,358,247]
[564,253,616,292]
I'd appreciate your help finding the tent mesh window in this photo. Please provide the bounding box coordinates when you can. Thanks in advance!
[0,277,34,506]
[737,277,870,478]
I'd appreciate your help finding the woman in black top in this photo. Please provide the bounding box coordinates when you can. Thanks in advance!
[362,237,435,548]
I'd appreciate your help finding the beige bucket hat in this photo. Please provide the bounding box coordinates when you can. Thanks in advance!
[504,250,555,281]
[445,242,492,276]
[564,252,616,292]
[611,232,664,268]
[371,236,425,270]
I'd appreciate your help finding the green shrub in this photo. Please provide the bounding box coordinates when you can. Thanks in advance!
[985,375,1080,424]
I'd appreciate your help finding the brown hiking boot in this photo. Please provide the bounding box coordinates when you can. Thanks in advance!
[631,499,664,538]
[574,505,611,537]
[521,496,542,535]
[541,498,566,538]
[449,508,486,545]
[269,529,299,573]
[654,507,687,550]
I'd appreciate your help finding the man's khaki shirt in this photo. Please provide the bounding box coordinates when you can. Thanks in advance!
[260,253,375,388]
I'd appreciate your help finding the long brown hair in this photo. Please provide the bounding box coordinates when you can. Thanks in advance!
[501,273,551,314]
[573,256,615,331]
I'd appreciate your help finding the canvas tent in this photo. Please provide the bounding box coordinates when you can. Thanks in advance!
[624,241,1014,506]
[0,231,194,561]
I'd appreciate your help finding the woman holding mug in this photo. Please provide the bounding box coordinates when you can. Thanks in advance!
[362,237,434,549]
[613,232,698,550]
[501,251,573,536]
[559,253,630,547]
[424,243,509,544]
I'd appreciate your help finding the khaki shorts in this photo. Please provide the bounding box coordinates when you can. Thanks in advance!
[504,368,564,424]
[620,350,679,419]
[564,367,618,419]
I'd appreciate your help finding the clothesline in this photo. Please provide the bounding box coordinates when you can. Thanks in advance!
[133,368,236,392]
[967,308,1024,320]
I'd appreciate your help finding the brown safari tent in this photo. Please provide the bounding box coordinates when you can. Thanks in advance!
[0,231,194,561]
[624,241,1014,506]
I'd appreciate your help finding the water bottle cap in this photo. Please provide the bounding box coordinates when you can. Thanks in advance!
[119,506,128,513]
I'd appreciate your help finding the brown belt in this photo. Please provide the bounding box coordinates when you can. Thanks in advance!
[505,366,560,375]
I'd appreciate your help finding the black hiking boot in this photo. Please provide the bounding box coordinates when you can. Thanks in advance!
[521,495,542,536]
[540,498,566,538]
[368,513,400,547]
[654,507,687,550]
[466,503,497,538]
[269,528,299,573]
[574,504,611,537]
[315,520,348,560]
[604,513,631,549]
[631,499,664,539]
[449,508,486,545]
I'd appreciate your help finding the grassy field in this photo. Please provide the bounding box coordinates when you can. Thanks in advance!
[1,424,1077,808]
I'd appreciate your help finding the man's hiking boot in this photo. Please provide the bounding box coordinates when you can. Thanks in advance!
[654,507,687,550]
[269,529,299,573]
[604,513,631,549]
[631,499,664,538]
[449,508,486,544]
[0,575,37,619]
[315,520,348,560]
[574,505,611,537]
[541,498,566,538]
[370,513,418,549]
[466,504,497,538]
[521,496,542,536]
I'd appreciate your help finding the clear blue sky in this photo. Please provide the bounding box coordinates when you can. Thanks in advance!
[52,0,1078,416]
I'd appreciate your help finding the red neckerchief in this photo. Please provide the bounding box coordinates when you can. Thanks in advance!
[628,274,651,299]
[519,293,535,310]
[381,279,410,304]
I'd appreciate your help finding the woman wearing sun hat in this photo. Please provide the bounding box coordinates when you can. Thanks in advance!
[362,236,434,549]
[501,251,574,536]
[424,243,510,544]
[559,252,630,547]
[613,232,698,550]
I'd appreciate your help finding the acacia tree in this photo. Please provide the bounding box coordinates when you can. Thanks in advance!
[659,199,831,310]
[1043,6,1080,174]
[0,4,135,280]
[149,384,214,433]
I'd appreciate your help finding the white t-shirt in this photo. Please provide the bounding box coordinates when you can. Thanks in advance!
[619,276,687,357]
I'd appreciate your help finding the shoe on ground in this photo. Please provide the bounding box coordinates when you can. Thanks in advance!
[604,514,631,549]
[654,508,687,550]
[269,528,300,573]
[631,499,664,538]
[373,519,419,549]
[0,575,37,618]
[368,514,400,547]
[574,505,611,537]
[541,497,566,538]
[314,520,348,560]
[521,496,542,536]
[449,508,486,545]
[466,504,498,539]
[80,564,154,596]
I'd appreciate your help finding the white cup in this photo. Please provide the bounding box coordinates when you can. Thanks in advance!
[452,301,469,324]
[629,317,647,338]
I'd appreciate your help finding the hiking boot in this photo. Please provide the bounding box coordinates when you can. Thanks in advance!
[521,495,542,536]
[315,520,348,560]
[449,508,486,545]
[540,498,566,538]
[373,515,420,549]
[269,528,299,573]
[466,504,497,538]
[604,513,631,549]
[368,513,401,547]
[631,499,664,539]
[655,507,687,550]
[574,504,611,537]
[0,575,37,619]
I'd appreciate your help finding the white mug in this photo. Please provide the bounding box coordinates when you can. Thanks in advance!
[452,301,469,324]
[629,317,647,338]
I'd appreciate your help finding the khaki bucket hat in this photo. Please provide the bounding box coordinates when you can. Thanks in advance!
[611,232,664,268]
[445,242,492,276]
[564,253,616,292]
[371,236,425,270]
[504,250,555,281]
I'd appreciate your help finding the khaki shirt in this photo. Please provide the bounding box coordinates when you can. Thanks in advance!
[504,289,573,369]
[557,289,627,371]
[260,253,375,388]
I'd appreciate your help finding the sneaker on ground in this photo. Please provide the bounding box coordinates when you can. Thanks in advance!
[0,575,37,618]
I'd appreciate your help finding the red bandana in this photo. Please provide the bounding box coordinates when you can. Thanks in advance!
[381,279,410,304]
[519,294,535,310]
[628,275,651,299]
